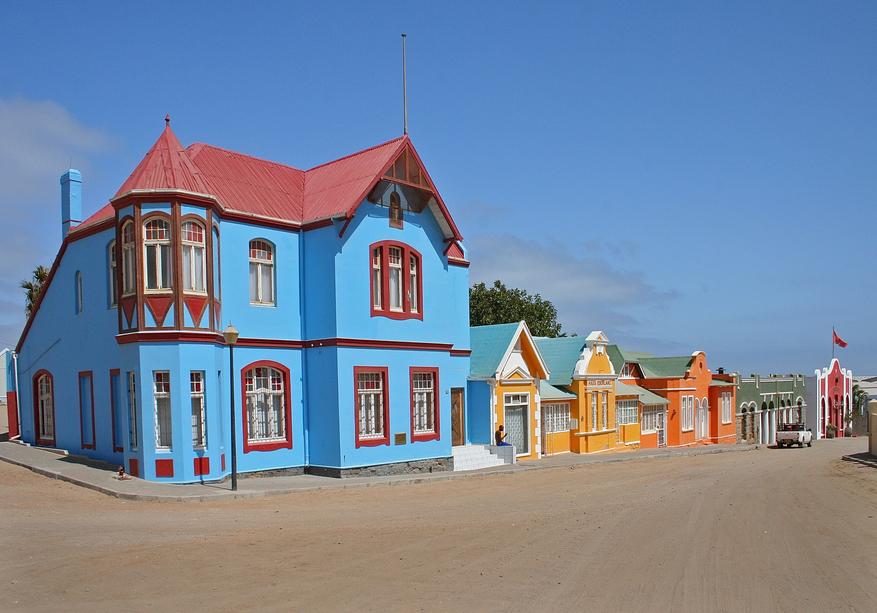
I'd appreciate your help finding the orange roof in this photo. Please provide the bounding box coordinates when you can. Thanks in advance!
[73,125,461,240]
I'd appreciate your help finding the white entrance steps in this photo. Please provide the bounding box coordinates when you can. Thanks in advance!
[452,444,516,472]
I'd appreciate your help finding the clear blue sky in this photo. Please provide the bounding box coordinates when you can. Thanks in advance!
[1,1,874,376]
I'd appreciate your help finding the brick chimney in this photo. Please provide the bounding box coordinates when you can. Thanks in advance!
[61,169,82,240]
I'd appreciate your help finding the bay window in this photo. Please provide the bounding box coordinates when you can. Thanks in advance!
[181,221,206,293]
[144,218,172,291]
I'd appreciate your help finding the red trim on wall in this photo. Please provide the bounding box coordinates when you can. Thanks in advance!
[109,369,123,452]
[235,338,305,349]
[67,216,116,241]
[301,218,334,231]
[32,370,56,447]
[221,453,226,471]
[116,331,224,345]
[449,349,472,357]
[354,366,390,448]
[338,214,354,238]
[448,259,470,268]
[410,367,440,443]
[155,458,174,478]
[183,296,209,328]
[145,294,174,327]
[129,458,139,477]
[304,338,453,352]
[369,240,423,321]
[240,360,294,453]
[6,391,20,439]
[194,456,210,476]
[78,371,96,450]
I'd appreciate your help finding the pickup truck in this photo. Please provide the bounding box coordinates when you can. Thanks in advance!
[776,423,813,447]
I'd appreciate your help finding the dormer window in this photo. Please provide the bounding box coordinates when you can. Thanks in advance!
[143,218,172,291]
[620,363,637,378]
[389,192,403,229]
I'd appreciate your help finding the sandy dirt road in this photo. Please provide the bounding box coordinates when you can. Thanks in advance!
[2,438,876,613]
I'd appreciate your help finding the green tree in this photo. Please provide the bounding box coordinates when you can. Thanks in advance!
[849,383,870,422]
[469,280,566,337]
[20,265,49,316]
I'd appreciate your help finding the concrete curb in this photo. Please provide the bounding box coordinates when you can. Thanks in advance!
[841,452,877,469]
[0,440,755,503]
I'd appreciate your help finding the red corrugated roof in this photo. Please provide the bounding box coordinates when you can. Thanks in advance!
[187,143,305,222]
[72,126,460,240]
[114,123,209,197]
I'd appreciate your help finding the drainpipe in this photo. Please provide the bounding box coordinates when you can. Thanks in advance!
[299,228,309,468]
[11,350,21,440]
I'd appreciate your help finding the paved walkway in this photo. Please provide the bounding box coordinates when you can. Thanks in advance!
[0,439,756,502]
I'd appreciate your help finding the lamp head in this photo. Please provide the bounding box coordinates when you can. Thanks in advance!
[223,323,239,346]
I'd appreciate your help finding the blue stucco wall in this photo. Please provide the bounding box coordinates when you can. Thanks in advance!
[467,380,493,445]
[16,228,122,464]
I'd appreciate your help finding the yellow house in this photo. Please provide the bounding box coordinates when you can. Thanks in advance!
[537,331,633,454]
[469,322,549,460]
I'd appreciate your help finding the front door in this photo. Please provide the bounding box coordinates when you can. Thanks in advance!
[657,411,666,447]
[451,388,465,446]
[504,403,529,455]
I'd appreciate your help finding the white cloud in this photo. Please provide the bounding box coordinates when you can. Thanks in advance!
[466,233,676,334]
[0,98,115,347]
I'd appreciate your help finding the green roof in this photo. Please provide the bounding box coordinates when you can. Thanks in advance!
[615,381,671,405]
[607,345,693,378]
[534,336,588,386]
[469,323,522,379]
[539,380,577,400]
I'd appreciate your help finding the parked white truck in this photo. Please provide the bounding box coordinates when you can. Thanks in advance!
[776,423,813,447]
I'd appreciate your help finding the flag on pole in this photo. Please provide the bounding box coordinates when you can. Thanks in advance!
[833,330,848,348]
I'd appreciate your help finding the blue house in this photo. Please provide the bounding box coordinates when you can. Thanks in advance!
[13,121,471,482]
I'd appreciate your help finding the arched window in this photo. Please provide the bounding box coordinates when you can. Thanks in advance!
[369,241,422,320]
[181,221,206,292]
[389,191,403,228]
[143,218,172,290]
[244,365,288,446]
[108,241,117,307]
[121,221,136,295]
[249,240,274,305]
[34,372,55,446]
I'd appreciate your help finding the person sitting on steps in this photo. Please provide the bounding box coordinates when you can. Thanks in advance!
[495,425,512,446]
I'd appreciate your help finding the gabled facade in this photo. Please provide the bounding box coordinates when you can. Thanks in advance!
[735,373,807,445]
[14,122,471,482]
[468,322,549,460]
[810,359,852,439]
[608,346,736,447]
[537,332,630,454]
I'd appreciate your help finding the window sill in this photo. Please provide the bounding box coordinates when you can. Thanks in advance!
[411,432,439,443]
[244,439,292,453]
[356,436,390,448]
[249,302,276,308]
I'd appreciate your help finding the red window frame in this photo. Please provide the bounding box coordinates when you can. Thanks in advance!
[354,366,390,448]
[240,360,293,453]
[78,371,96,450]
[32,370,55,447]
[410,367,440,443]
[369,241,423,321]
[110,369,124,452]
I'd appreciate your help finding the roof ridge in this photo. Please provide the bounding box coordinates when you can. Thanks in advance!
[187,143,304,173]
[304,135,406,173]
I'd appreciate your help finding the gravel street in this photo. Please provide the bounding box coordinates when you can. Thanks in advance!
[2,437,875,613]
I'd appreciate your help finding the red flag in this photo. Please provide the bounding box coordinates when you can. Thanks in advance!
[833,331,848,348]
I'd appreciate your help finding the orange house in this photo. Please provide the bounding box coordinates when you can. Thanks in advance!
[537,332,634,455]
[608,346,736,447]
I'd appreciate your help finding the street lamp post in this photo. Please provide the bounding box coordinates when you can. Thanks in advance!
[223,323,240,491]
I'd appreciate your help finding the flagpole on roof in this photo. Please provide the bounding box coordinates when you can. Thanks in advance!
[832,326,835,361]
[402,34,408,136]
